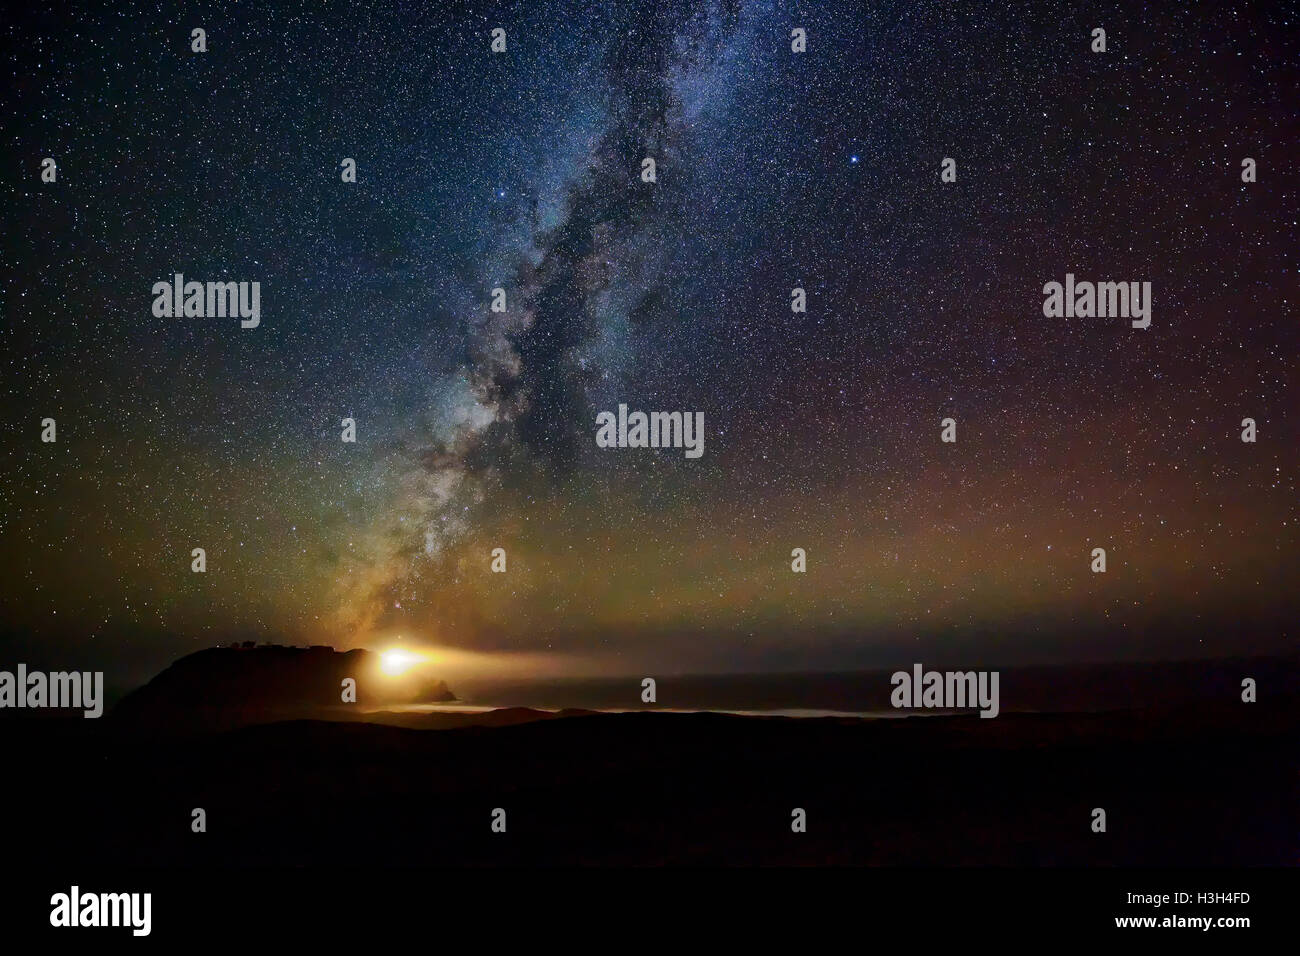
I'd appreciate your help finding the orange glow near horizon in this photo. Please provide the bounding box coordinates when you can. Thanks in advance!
[359,639,597,682]
[379,647,422,676]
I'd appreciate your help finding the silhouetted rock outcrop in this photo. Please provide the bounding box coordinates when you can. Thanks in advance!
[112,645,455,732]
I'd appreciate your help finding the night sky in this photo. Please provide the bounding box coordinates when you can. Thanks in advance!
[3,0,1296,686]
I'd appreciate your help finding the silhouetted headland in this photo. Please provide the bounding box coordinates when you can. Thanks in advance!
[112,644,456,732]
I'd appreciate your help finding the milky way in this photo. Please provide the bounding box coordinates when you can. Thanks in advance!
[2,0,1296,684]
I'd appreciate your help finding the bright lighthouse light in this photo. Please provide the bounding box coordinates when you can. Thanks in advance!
[379,648,419,676]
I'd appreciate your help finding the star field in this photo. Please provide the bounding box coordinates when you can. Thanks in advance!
[2,0,1296,685]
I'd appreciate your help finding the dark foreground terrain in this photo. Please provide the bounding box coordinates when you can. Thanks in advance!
[4,693,1296,866]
